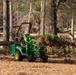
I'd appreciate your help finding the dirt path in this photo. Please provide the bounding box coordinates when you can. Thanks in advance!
[0,55,76,75]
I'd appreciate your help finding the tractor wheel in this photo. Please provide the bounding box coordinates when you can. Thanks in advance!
[14,51,23,61]
[28,55,36,62]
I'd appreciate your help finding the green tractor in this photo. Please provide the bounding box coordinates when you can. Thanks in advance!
[11,22,48,62]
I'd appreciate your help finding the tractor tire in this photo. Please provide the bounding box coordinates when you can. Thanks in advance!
[14,51,23,61]
[28,55,36,62]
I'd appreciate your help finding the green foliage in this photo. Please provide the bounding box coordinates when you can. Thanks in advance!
[45,33,54,41]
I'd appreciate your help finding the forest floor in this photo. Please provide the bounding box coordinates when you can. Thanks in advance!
[0,55,76,75]
[0,29,76,75]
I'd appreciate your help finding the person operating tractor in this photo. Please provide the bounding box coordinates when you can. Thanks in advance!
[20,31,32,56]
[24,31,31,42]
[20,31,31,47]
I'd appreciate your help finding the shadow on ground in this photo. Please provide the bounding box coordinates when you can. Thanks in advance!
[48,58,76,64]
[0,55,76,64]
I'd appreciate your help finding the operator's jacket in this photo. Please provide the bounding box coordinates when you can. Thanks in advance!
[21,35,31,44]
[20,35,31,47]
[23,35,31,43]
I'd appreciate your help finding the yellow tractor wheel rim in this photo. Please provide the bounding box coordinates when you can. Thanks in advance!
[15,53,19,60]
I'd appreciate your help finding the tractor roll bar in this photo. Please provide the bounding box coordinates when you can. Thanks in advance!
[16,22,32,36]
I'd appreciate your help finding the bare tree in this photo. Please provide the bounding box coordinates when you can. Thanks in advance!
[50,0,66,35]
[3,0,9,41]
[40,0,46,35]
[9,0,13,40]
[17,1,19,25]
[28,3,32,22]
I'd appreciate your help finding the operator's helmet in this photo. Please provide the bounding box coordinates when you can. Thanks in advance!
[25,31,30,35]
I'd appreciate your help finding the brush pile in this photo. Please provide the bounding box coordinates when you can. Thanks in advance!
[37,33,76,48]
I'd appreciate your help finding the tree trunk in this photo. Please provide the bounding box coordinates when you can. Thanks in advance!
[28,3,32,22]
[17,1,19,25]
[71,10,74,40]
[40,0,46,36]
[9,0,13,40]
[3,0,9,41]
[50,0,57,35]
